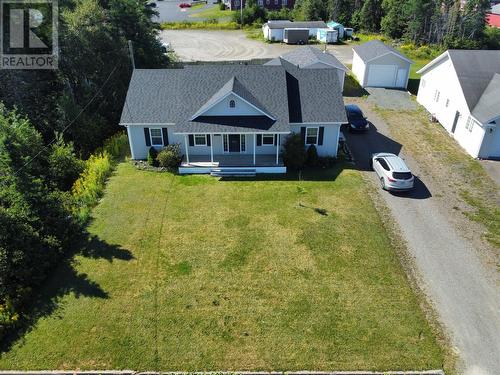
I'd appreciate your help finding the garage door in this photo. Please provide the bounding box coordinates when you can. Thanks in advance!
[367,65,397,87]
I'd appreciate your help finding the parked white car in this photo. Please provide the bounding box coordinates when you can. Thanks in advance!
[371,153,414,191]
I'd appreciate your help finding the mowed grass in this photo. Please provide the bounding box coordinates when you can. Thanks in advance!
[0,163,445,370]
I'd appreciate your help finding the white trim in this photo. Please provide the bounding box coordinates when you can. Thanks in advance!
[364,51,414,65]
[261,134,275,146]
[416,51,450,75]
[305,126,319,145]
[175,131,291,135]
[184,135,190,164]
[276,134,280,165]
[194,134,208,146]
[149,128,164,147]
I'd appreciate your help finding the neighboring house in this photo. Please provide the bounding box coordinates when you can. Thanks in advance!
[224,0,294,10]
[490,3,500,14]
[262,20,328,42]
[120,64,347,174]
[417,50,500,159]
[352,40,413,89]
[265,46,348,90]
[486,12,500,27]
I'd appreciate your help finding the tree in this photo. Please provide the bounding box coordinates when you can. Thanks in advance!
[330,0,355,25]
[381,0,409,38]
[358,0,383,31]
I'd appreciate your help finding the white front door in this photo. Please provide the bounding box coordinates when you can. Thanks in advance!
[367,65,397,87]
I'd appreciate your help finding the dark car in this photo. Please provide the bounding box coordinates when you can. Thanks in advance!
[345,104,369,132]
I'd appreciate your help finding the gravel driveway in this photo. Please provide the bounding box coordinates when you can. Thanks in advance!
[160,30,354,63]
[345,101,500,375]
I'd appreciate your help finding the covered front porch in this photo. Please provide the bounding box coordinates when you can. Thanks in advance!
[178,132,288,174]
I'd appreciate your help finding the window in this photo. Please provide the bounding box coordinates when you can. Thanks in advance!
[274,0,279,4]
[376,158,390,171]
[150,128,163,146]
[466,116,476,132]
[306,127,318,145]
[194,134,207,146]
[266,0,270,4]
[229,100,236,108]
[283,0,287,4]
[241,134,246,152]
[223,134,229,152]
[434,90,440,102]
[445,99,450,108]
[262,134,274,145]
[258,0,263,5]
[393,172,413,180]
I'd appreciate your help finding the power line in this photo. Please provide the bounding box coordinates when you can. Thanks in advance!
[12,63,121,176]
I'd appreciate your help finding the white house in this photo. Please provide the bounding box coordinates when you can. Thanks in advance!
[417,50,500,159]
[119,63,347,175]
[264,46,348,90]
[262,20,328,42]
[352,40,413,89]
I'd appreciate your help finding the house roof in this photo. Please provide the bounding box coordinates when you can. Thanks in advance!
[352,40,414,64]
[264,46,348,71]
[120,64,347,133]
[418,49,500,123]
[264,20,327,29]
[491,3,500,14]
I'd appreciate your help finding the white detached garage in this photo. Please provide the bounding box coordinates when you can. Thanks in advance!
[352,40,413,89]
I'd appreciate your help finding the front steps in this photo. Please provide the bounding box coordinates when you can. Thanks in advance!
[210,168,257,177]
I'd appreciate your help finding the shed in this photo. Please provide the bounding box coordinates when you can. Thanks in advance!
[327,21,345,39]
[317,28,338,44]
[262,20,328,42]
[352,40,413,89]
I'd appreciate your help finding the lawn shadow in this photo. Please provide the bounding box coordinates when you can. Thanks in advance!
[343,75,370,98]
[407,78,420,96]
[0,233,134,353]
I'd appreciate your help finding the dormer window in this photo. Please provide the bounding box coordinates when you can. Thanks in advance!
[229,100,236,108]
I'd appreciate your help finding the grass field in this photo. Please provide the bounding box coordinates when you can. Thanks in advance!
[189,7,234,20]
[0,163,445,370]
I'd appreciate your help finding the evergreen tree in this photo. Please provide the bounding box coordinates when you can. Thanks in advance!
[381,0,408,38]
[358,0,383,31]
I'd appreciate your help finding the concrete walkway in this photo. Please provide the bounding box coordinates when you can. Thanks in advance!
[345,102,500,375]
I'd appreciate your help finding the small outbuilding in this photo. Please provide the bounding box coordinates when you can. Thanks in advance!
[352,40,413,89]
[327,21,345,39]
[262,20,328,42]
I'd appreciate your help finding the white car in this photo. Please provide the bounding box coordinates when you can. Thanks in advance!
[371,153,414,191]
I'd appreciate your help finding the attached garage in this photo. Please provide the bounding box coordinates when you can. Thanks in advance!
[352,40,413,89]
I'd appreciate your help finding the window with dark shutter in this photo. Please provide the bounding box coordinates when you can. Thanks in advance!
[207,134,211,147]
[188,134,194,146]
[144,128,151,147]
[318,127,324,146]
[300,127,306,144]
[162,128,169,146]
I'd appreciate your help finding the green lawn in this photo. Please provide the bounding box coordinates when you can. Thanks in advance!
[188,7,234,20]
[0,163,445,370]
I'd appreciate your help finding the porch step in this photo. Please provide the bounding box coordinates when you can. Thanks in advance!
[210,168,256,177]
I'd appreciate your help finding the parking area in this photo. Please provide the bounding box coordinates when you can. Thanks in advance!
[160,30,355,63]
[154,0,217,23]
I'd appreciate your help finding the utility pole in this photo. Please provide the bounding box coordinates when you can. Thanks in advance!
[128,40,135,70]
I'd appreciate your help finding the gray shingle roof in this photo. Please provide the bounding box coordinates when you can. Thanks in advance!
[352,40,413,63]
[120,64,347,133]
[447,50,500,123]
[265,46,348,71]
[264,20,327,29]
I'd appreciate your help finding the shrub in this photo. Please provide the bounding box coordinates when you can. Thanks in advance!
[48,133,84,191]
[147,147,158,166]
[317,156,336,169]
[282,133,306,170]
[306,145,319,167]
[219,1,225,10]
[157,143,182,170]
[100,132,130,160]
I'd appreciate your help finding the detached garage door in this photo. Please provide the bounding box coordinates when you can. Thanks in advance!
[367,65,397,87]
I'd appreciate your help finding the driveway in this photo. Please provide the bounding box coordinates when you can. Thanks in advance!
[365,87,417,110]
[160,30,354,63]
[479,159,500,186]
[345,101,500,375]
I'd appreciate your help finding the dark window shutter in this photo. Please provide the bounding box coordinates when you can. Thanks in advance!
[257,134,262,146]
[207,134,211,146]
[318,127,324,146]
[162,128,169,146]
[188,135,194,146]
[300,127,306,144]
[144,128,151,146]
[274,134,278,146]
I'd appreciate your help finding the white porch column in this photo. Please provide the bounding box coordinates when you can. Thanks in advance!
[253,133,256,165]
[276,134,279,165]
[210,134,214,164]
[184,134,190,164]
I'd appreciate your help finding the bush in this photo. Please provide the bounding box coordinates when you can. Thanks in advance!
[157,144,182,170]
[282,133,306,170]
[219,2,225,10]
[147,146,158,166]
[317,156,336,169]
[306,144,319,167]
[48,133,84,191]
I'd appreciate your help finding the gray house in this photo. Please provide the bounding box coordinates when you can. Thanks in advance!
[265,46,348,90]
[352,40,413,89]
[120,63,347,174]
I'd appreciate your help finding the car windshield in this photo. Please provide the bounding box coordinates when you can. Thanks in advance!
[393,172,413,180]
[349,111,364,119]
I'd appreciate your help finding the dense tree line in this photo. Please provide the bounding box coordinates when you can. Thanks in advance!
[0,0,167,336]
[291,0,497,48]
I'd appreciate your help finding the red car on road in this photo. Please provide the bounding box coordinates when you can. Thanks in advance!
[179,3,191,8]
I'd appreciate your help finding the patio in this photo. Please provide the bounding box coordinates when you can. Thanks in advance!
[180,154,284,168]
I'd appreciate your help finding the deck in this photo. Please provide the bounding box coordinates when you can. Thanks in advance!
[180,154,284,168]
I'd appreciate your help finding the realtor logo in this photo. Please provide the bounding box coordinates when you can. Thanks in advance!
[0,0,58,69]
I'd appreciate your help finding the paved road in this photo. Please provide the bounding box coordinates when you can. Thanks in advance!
[160,30,354,63]
[479,159,500,186]
[345,101,500,375]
